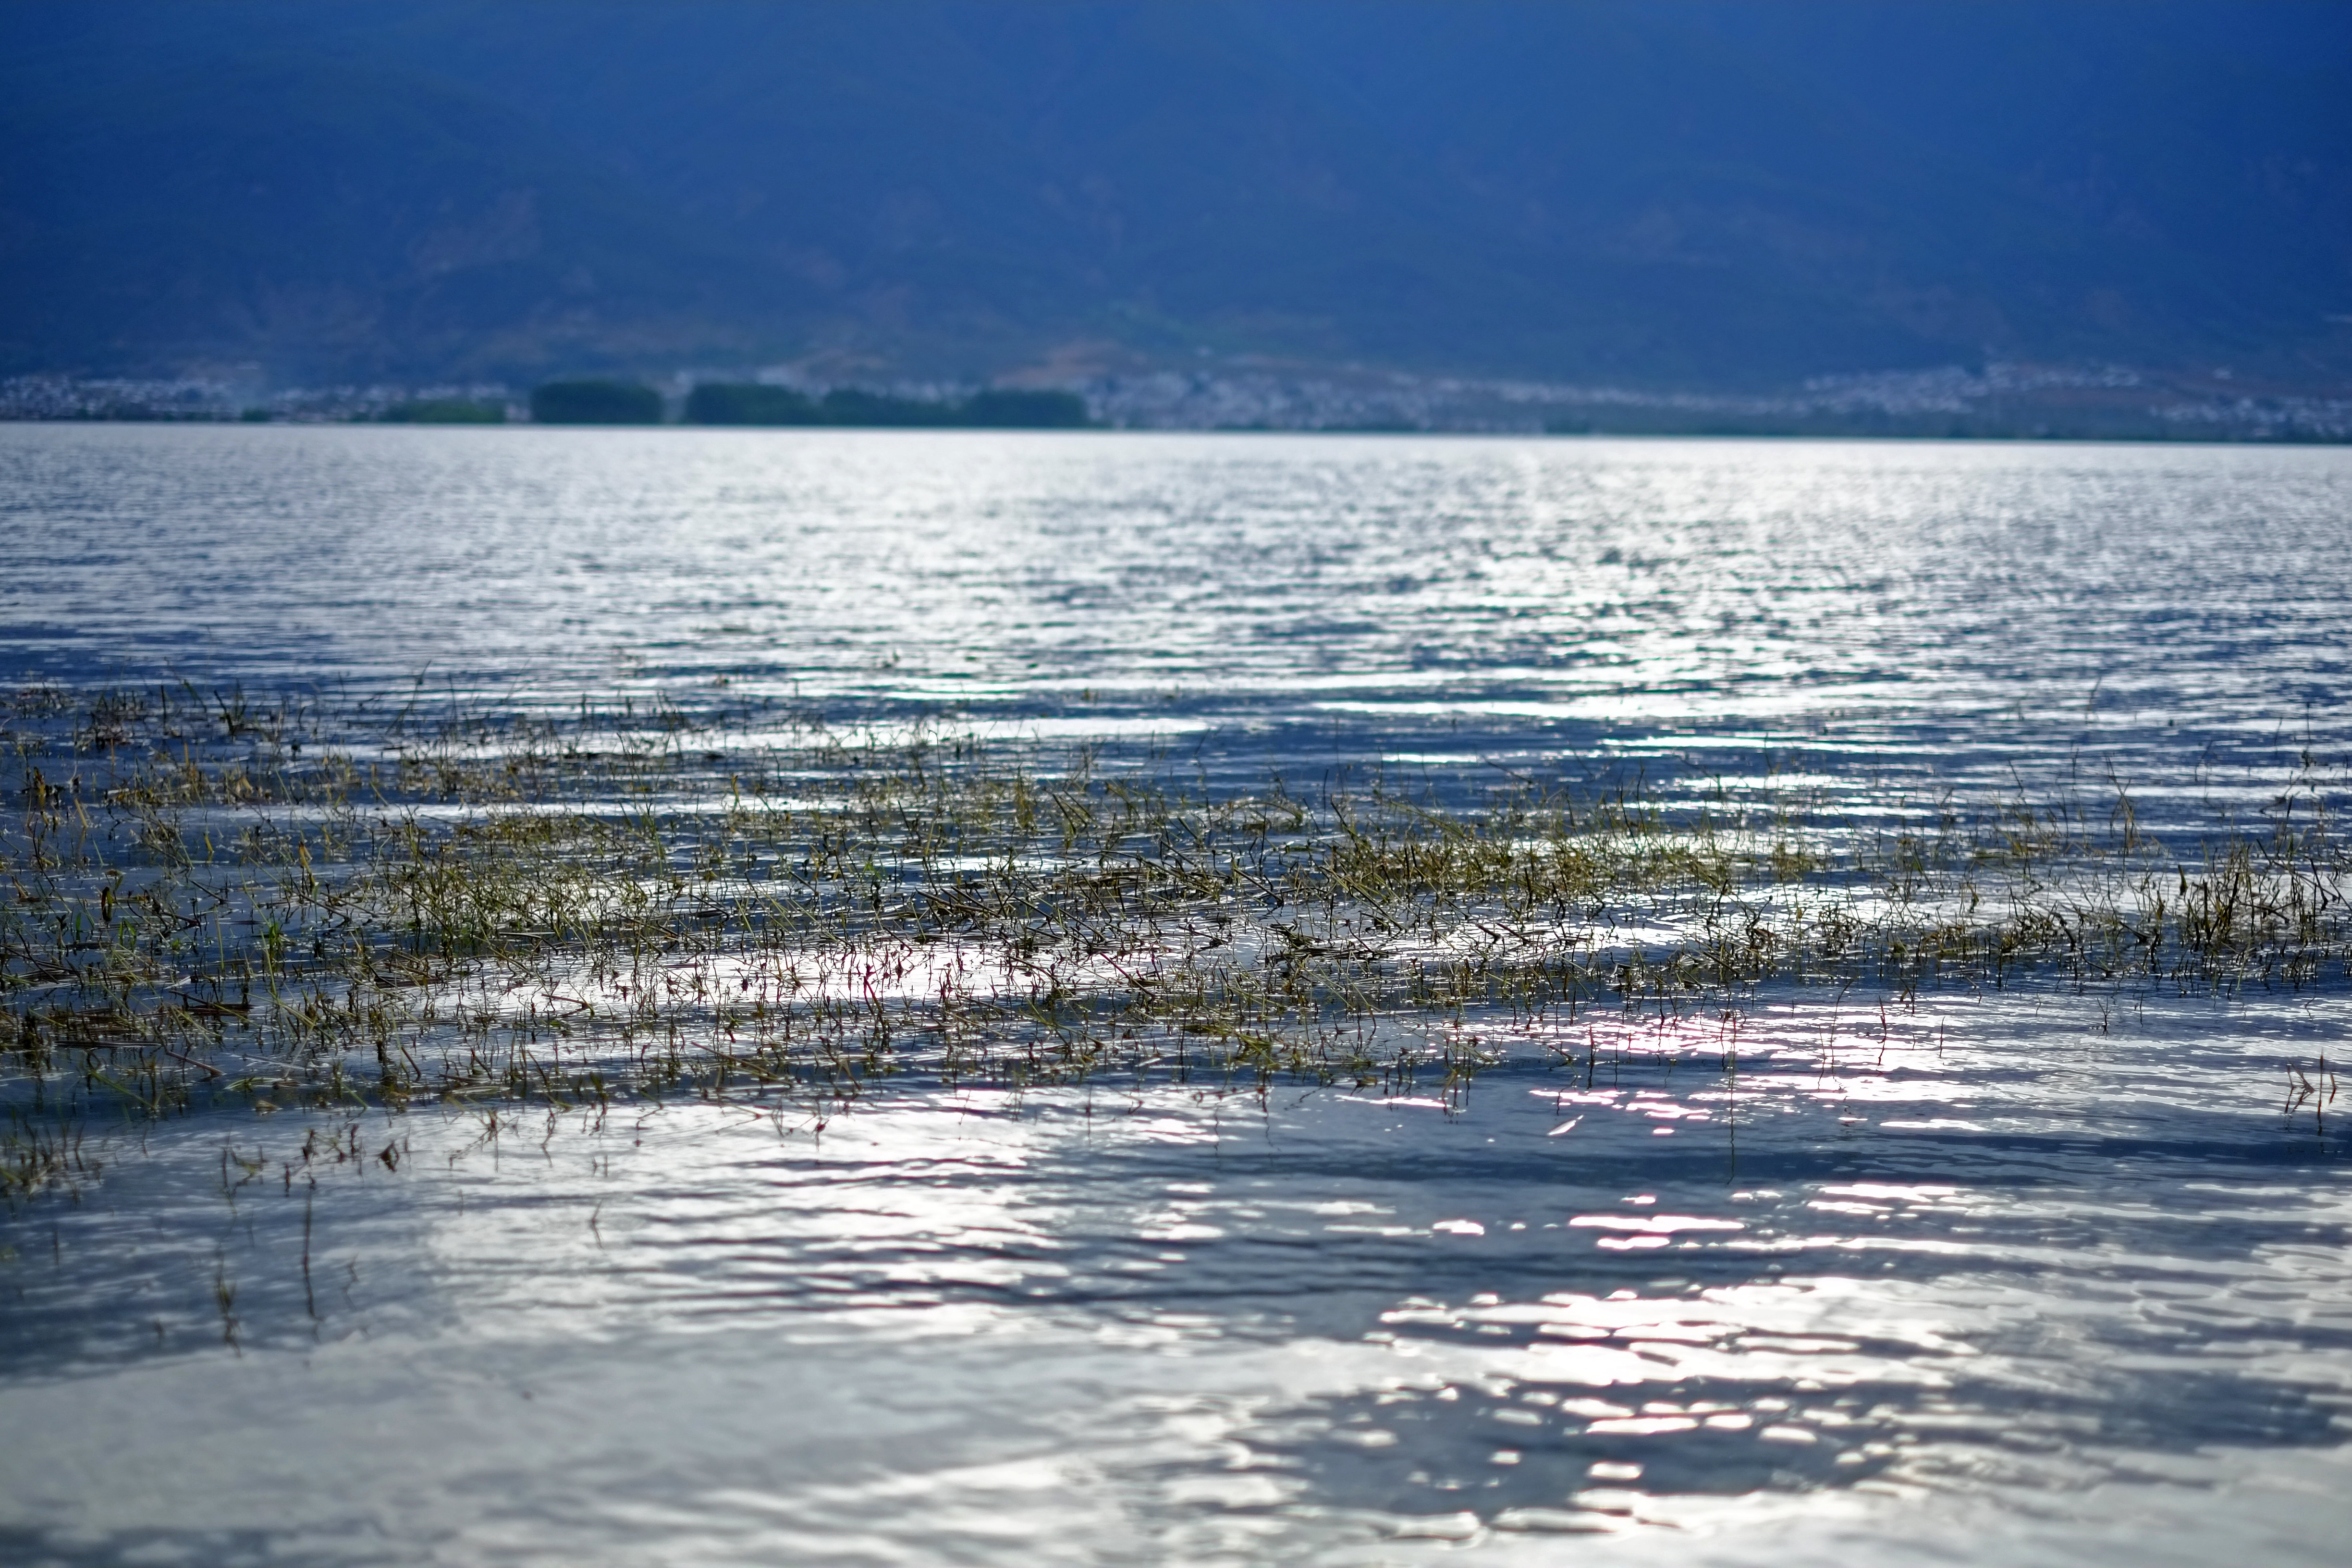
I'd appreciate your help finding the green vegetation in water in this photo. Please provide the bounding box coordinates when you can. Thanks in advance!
[530,380,663,425]
[3,684,2347,1200]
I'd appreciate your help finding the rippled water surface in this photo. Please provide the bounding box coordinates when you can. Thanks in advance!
[2,427,2349,1565]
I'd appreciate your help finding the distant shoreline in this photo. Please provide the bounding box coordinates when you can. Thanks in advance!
[2,415,2345,446]
[9,366,2346,443]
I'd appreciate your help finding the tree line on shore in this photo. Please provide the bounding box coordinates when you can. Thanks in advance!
[530,380,1091,428]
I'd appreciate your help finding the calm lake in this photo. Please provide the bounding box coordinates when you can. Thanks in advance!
[2,425,2349,1566]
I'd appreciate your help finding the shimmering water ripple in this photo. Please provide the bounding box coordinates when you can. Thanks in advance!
[5,426,2348,814]
[1,428,2348,1565]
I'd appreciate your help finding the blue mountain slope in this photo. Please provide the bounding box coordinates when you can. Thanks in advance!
[1,0,2344,389]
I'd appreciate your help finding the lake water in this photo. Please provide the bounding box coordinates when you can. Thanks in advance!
[2,425,2349,1565]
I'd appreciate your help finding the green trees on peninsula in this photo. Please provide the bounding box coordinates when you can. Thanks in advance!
[685,383,1090,428]
[542,380,1094,429]
[531,380,664,424]
[684,383,821,424]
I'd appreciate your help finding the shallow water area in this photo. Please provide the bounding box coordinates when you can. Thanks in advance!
[2,428,2350,1563]
[4,989,2349,1565]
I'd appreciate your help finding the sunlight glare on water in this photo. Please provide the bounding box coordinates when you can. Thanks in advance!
[4,426,2347,808]
[0,427,2348,1566]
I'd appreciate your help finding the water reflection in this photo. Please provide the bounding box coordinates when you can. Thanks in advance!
[4,428,2348,817]
[2,430,2348,1563]
[3,985,2345,1563]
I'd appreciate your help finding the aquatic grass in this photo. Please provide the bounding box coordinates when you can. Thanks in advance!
[2,682,2348,1197]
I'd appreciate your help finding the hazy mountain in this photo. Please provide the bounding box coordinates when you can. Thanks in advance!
[3,0,2346,392]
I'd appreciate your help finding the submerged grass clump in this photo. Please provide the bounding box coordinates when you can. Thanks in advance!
[3,681,2348,1197]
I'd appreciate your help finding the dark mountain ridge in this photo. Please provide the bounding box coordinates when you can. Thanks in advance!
[3,0,2346,396]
